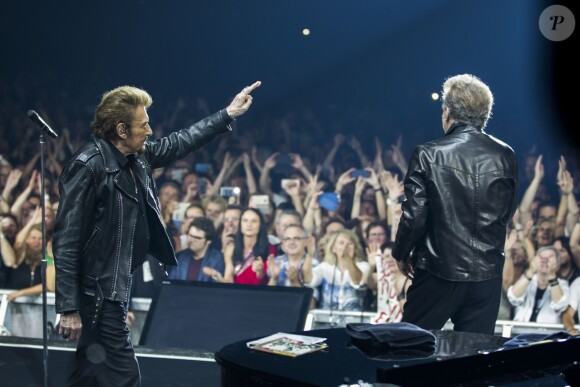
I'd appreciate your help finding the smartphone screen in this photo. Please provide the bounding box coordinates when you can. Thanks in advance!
[352,169,371,178]
[250,195,271,215]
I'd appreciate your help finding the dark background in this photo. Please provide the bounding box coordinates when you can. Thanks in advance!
[0,0,577,162]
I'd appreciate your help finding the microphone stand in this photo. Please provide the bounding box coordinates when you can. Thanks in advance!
[28,109,57,387]
[39,133,49,387]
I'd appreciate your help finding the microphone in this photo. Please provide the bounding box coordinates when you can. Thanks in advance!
[27,110,58,139]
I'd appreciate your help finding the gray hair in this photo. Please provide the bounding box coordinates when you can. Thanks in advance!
[442,74,493,129]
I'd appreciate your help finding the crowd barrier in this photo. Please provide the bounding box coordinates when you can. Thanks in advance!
[1,289,577,344]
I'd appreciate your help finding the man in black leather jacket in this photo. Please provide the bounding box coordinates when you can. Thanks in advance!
[53,81,261,386]
[392,74,517,335]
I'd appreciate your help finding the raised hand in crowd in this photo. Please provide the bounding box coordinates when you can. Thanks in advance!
[335,168,356,195]
[281,178,304,217]
[389,134,408,176]
[250,146,263,175]
[291,153,313,181]
[347,135,369,167]
[373,136,385,174]
[259,152,278,196]
[556,156,579,235]
[10,170,39,222]
[210,152,236,195]
[519,154,544,226]
[380,170,404,238]
[322,134,345,173]
[1,169,22,212]
[240,152,257,196]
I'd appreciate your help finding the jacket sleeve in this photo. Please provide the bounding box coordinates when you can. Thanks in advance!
[52,160,98,313]
[145,109,233,169]
[392,145,429,262]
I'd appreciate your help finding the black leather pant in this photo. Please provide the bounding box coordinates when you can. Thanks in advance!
[67,298,140,387]
[403,268,502,335]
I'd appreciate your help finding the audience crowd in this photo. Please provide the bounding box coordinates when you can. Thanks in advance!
[1,77,579,335]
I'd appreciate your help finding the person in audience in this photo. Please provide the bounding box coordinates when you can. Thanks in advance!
[363,220,390,251]
[350,168,385,223]
[174,202,205,252]
[270,208,302,255]
[531,218,556,250]
[222,207,275,285]
[267,224,315,287]
[5,224,55,300]
[304,229,368,313]
[168,217,225,282]
[0,212,18,245]
[1,167,21,213]
[554,236,579,285]
[213,204,242,254]
[0,214,17,288]
[562,276,580,335]
[202,194,228,229]
[508,246,570,323]
[180,171,203,203]
[362,241,411,315]
[158,181,181,227]
[322,217,345,236]
[500,228,534,320]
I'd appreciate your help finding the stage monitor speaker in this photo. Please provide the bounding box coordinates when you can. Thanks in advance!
[139,280,313,352]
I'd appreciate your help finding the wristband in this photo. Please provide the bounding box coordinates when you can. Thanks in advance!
[549,278,559,287]
[63,310,78,316]
[523,273,532,281]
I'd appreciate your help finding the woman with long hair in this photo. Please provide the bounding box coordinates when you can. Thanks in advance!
[305,229,368,314]
[6,223,55,300]
[222,208,275,285]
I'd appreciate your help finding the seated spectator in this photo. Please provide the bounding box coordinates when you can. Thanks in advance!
[222,208,275,285]
[267,224,316,287]
[508,246,570,323]
[168,217,225,282]
[305,229,368,312]
[5,224,55,300]
[562,276,580,335]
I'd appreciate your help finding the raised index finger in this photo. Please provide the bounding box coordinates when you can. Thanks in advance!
[243,81,262,94]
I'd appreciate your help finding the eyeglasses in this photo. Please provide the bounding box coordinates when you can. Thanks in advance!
[282,237,306,243]
[188,234,206,241]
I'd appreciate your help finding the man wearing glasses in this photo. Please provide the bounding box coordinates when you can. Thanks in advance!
[267,224,316,287]
[168,216,225,282]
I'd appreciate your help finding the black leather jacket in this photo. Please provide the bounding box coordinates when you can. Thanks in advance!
[53,109,233,314]
[392,124,518,281]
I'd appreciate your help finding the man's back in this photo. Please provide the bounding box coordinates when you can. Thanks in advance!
[398,124,517,281]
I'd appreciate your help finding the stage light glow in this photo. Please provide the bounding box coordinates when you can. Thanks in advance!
[302,28,310,36]
[431,92,440,101]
